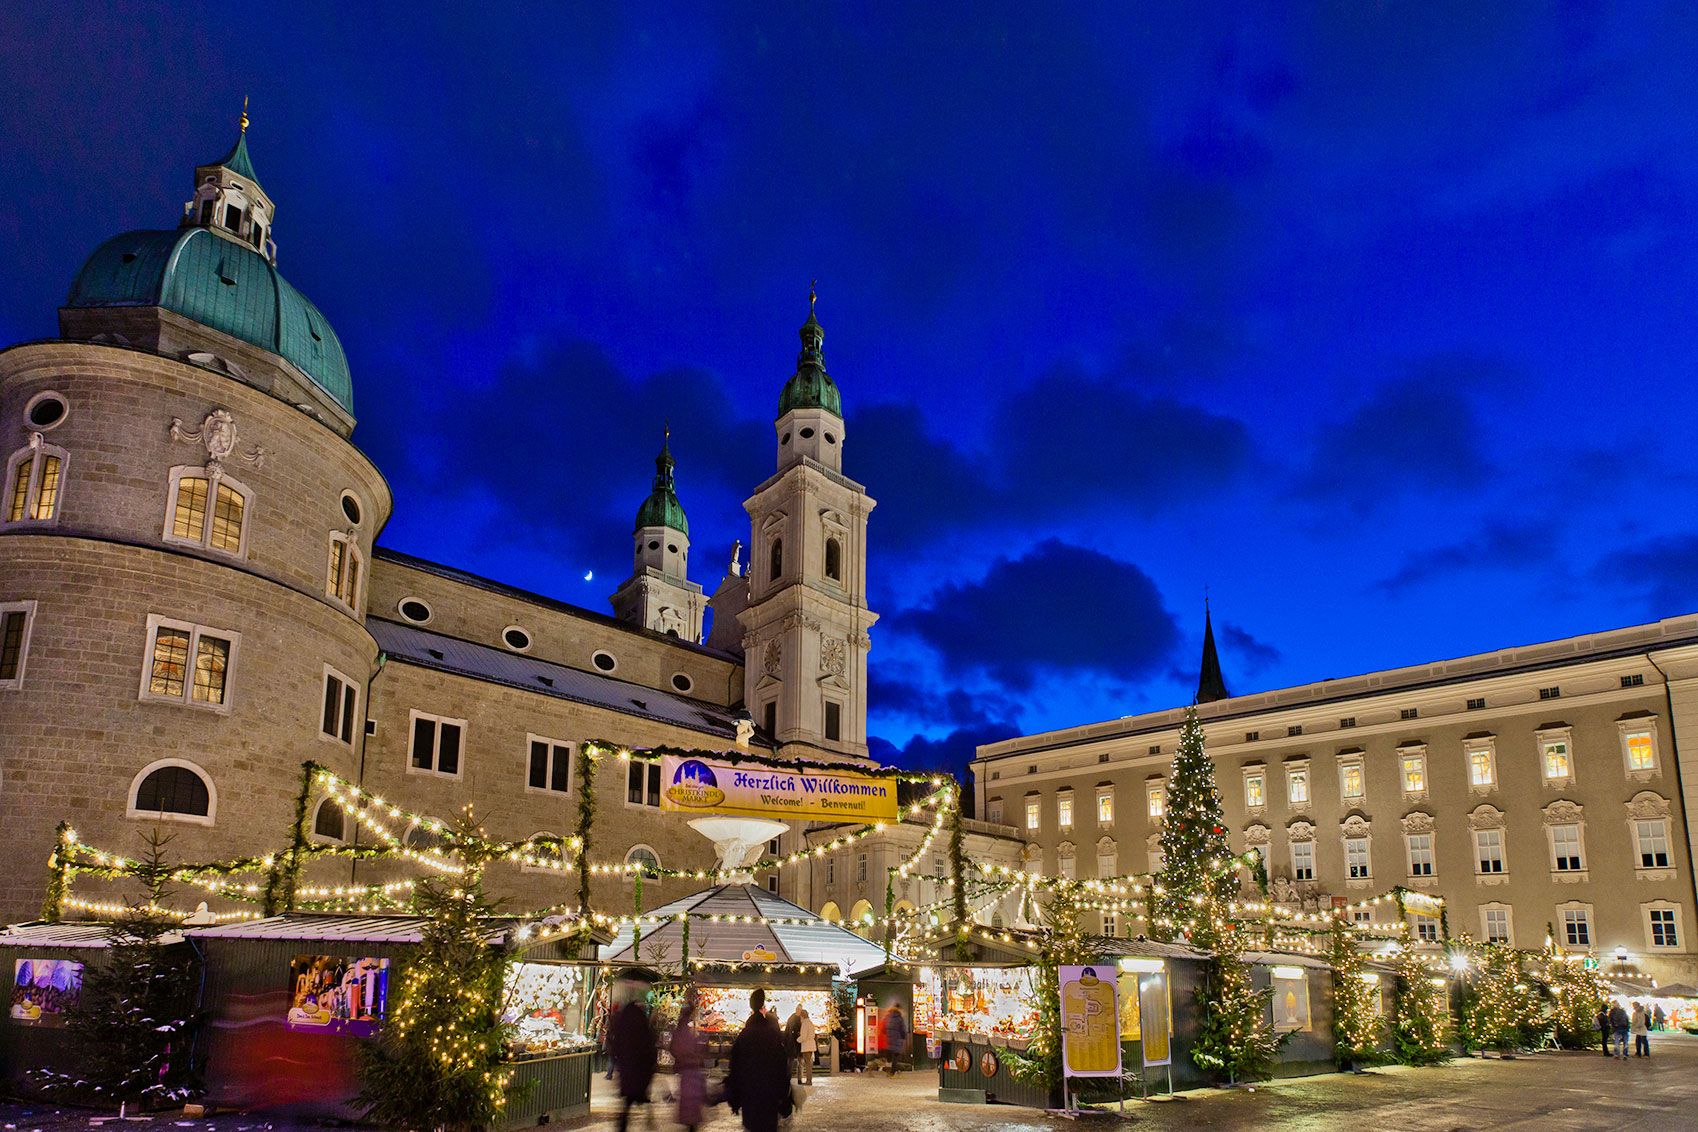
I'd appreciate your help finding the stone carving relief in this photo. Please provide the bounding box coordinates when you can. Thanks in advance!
[1542,799,1585,825]
[170,408,265,472]
[1243,823,1271,847]
[1287,820,1316,843]
[821,636,847,677]
[1400,811,1436,835]
[1341,814,1373,838]
[1626,791,1671,821]
[1269,875,1298,905]
[780,611,822,633]
[763,639,782,676]
[1468,804,1506,830]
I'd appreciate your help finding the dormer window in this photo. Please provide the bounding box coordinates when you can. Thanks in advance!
[199,199,214,225]
[252,222,265,250]
[223,203,242,233]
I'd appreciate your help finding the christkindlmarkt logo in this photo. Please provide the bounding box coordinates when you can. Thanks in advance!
[665,759,725,809]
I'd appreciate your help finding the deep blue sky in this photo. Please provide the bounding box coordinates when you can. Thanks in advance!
[3,4,1695,776]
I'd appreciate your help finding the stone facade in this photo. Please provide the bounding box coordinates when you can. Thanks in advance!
[975,616,1698,982]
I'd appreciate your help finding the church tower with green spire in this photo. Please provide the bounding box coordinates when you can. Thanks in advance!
[610,431,705,640]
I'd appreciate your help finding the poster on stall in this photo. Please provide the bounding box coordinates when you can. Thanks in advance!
[285,955,389,1036]
[1138,970,1171,1068]
[11,959,82,1026]
[1059,964,1122,1077]
[659,755,898,822]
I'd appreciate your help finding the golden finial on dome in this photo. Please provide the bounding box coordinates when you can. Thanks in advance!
[240,95,250,134]
[809,278,817,312]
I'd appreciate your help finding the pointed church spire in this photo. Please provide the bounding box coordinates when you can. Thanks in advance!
[634,427,688,535]
[1196,599,1230,704]
[779,282,840,418]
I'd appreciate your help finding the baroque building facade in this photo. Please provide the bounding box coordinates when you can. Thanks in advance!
[975,613,1698,981]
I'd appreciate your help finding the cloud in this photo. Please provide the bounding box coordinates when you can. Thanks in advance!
[1375,519,1552,594]
[1591,534,1698,618]
[891,539,1182,690]
[869,722,1018,791]
[1220,621,1282,676]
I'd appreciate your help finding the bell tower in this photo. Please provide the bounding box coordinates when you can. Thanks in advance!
[737,290,877,758]
[610,431,704,641]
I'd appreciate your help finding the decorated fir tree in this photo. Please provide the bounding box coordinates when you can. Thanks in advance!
[1538,923,1607,1049]
[1327,916,1383,1069]
[1153,707,1235,942]
[1459,939,1545,1053]
[1190,897,1285,1084]
[357,816,522,1131]
[38,830,202,1109]
[1005,881,1090,1097]
[1389,937,1451,1065]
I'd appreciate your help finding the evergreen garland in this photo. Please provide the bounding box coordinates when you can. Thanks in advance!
[263,762,316,916]
[949,790,970,961]
[569,745,599,956]
[1004,881,1090,1097]
[1190,898,1286,1083]
[1327,917,1383,1069]
[41,820,72,922]
[1153,708,1235,941]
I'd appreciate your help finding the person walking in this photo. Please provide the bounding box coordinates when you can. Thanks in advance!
[1632,1002,1651,1057]
[1654,1003,1668,1031]
[784,1003,804,1082]
[881,1003,908,1076]
[608,979,658,1132]
[795,1006,816,1085]
[1596,1005,1611,1055]
[670,991,707,1132]
[1609,1002,1631,1059]
[726,988,792,1132]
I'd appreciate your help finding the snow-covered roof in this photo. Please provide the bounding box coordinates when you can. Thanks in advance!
[0,920,184,948]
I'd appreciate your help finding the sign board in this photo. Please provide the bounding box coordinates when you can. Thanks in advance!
[659,755,898,822]
[1139,970,1172,1068]
[1059,964,1122,1077]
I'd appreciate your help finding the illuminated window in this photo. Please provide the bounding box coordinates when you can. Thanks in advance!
[1291,840,1315,881]
[1541,739,1572,784]
[1096,787,1114,825]
[141,615,236,709]
[1287,765,1310,806]
[328,533,363,607]
[1406,833,1434,877]
[1345,836,1371,879]
[1243,770,1265,809]
[166,469,249,555]
[1339,757,1365,801]
[1623,728,1658,776]
[1057,792,1074,830]
[0,601,36,690]
[4,439,67,524]
[1474,828,1505,875]
[1146,782,1165,820]
[1467,743,1496,789]
[1025,797,1040,831]
[1401,752,1427,798]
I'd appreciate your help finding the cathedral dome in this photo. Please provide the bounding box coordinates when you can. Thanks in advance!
[634,436,689,535]
[65,227,353,414]
[777,305,842,418]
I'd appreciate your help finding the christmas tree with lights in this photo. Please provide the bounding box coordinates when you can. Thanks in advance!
[1538,923,1607,1049]
[1153,707,1235,942]
[1005,881,1090,1098]
[1459,938,1545,1053]
[1327,916,1383,1069]
[1390,936,1450,1065]
[1190,895,1285,1084]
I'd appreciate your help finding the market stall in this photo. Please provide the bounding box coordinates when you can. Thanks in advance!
[187,913,607,1128]
[1607,978,1698,1032]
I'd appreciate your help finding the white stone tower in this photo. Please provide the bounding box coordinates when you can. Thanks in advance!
[610,431,704,641]
[737,290,877,758]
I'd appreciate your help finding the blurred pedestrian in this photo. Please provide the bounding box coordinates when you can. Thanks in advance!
[881,1003,908,1075]
[1632,1002,1651,1057]
[670,989,706,1132]
[795,1006,816,1085]
[1654,1003,1668,1031]
[1596,1005,1611,1055]
[609,977,658,1132]
[726,988,792,1132]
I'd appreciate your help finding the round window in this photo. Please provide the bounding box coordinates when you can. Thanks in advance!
[503,626,532,651]
[824,432,836,444]
[592,651,617,672]
[667,544,678,554]
[398,598,433,624]
[24,391,68,431]
[340,491,363,526]
[800,427,815,439]
[648,540,661,551]
[671,673,693,694]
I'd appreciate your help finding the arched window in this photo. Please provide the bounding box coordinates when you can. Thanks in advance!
[819,901,842,923]
[5,436,67,525]
[769,538,783,582]
[327,532,363,607]
[825,537,842,582]
[312,798,346,841]
[625,845,661,876]
[128,759,215,825]
[848,899,874,931]
[165,467,249,555]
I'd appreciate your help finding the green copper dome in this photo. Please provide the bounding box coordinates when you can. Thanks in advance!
[777,306,842,418]
[634,438,689,535]
[65,228,353,414]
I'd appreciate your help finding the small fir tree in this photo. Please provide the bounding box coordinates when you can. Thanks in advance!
[1390,937,1450,1065]
[1190,899,1285,1083]
[38,830,202,1108]
[1328,916,1383,1069]
[1538,924,1607,1049]
[1005,881,1091,1098]
[357,814,522,1131]
[1153,708,1235,942]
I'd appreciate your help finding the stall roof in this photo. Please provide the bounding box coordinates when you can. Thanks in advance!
[186,912,609,949]
[1243,950,1331,971]
[600,884,890,976]
[0,920,184,949]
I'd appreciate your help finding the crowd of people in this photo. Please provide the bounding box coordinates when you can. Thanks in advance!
[604,974,910,1132]
[1596,1001,1667,1059]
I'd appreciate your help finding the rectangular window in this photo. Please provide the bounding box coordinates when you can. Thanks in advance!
[328,536,361,605]
[169,475,247,553]
[1102,911,1118,937]
[1650,908,1679,948]
[1413,915,1439,943]
[1057,792,1075,829]
[0,602,35,689]
[1340,760,1365,801]
[1550,823,1584,872]
[1146,784,1165,820]
[1467,697,1486,710]
[141,615,237,709]
[1407,833,1435,877]
[856,853,868,883]
[1539,686,1561,700]
[321,668,357,745]
[1245,731,1259,742]
[1244,771,1265,809]
[1058,853,1076,879]
[1287,766,1310,806]
[824,700,842,741]
[1345,836,1371,879]
[762,700,777,738]
[408,712,464,777]
[1147,847,1164,873]
[1542,740,1571,783]
[1562,907,1592,947]
[1288,725,1303,737]
[1352,909,1372,925]
[1475,828,1505,874]
[825,857,835,886]
[528,737,572,794]
[1625,730,1657,773]
[1401,707,1419,720]
[627,760,661,806]
[1468,746,1495,788]
[1339,717,1356,729]
[1637,819,1671,869]
[987,800,1003,825]
[224,203,243,231]
[1025,798,1040,831]
[1292,841,1315,881]
[1622,673,1645,688]
[1402,753,1426,797]
[1096,788,1114,825]
[1483,907,1510,944]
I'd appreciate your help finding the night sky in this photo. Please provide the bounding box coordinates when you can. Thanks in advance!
[3,5,1695,777]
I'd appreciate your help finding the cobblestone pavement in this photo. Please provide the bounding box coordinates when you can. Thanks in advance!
[4,1036,1692,1132]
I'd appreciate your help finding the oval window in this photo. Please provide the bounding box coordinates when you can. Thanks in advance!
[671,673,694,694]
[592,651,617,673]
[340,491,363,526]
[398,598,433,624]
[503,626,532,651]
[648,540,660,551]
[800,427,815,439]
[667,544,678,554]
[26,392,69,431]
[781,432,791,445]
[824,432,836,444]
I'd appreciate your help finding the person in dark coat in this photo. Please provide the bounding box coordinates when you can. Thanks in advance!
[608,982,658,1132]
[725,988,792,1132]
[881,1004,908,1075]
[1596,1005,1611,1055]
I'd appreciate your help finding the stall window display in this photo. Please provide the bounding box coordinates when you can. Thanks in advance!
[285,955,388,1037]
[927,967,1039,1046]
[10,958,82,1026]
[501,962,597,1058]
[695,986,834,1036]
[1269,968,1312,1033]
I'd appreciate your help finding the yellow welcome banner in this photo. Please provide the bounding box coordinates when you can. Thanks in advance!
[658,755,899,822]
